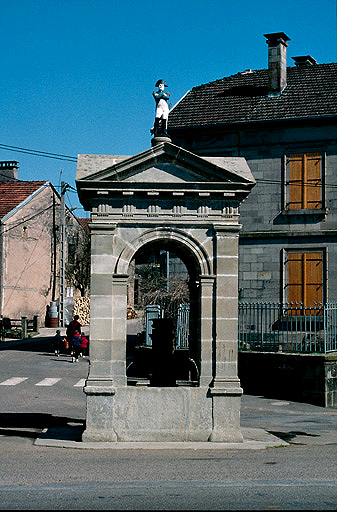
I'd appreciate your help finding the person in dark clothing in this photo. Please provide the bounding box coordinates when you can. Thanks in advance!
[52,329,63,357]
[72,330,82,363]
[66,315,81,356]
[66,315,81,343]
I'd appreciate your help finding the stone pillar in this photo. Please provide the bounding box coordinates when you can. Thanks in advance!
[199,275,215,387]
[82,222,127,442]
[208,225,243,442]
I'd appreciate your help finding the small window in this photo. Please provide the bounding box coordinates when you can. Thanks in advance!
[285,250,323,306]
[68,243,75,264]
[286,152,322,210]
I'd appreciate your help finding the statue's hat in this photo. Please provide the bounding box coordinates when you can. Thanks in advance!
[155,79,168,87]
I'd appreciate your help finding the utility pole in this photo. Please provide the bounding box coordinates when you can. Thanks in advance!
[52,194,57,302]
[166,250,170,292]
[59,181,67,327]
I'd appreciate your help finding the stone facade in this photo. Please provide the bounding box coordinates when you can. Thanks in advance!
[76,142,255,442]
[170,121,337,303]
[168,31,337,306]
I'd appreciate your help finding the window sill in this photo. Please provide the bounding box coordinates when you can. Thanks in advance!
[282,208,327,217]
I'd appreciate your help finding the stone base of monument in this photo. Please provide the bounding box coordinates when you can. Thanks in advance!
[82,385,243,443]
[151,135,172,146]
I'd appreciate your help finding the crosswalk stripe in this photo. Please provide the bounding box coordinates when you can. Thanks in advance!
[0,377,28,386]
[74,379,86,387]
[35,378,61,386]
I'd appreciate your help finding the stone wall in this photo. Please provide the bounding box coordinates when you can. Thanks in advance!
[238,351,337,408]
[171,121,337,303]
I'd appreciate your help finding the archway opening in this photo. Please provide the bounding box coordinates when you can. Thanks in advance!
[126,239,200,387]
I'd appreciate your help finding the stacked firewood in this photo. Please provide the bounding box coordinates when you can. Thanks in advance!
[73,297,90,325]
[127,307,138,319]
[72,299,137,324]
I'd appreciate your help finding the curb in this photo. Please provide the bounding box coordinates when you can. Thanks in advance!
[34,427,288,450]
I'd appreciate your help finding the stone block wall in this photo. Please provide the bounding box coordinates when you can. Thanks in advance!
[171,121,337,304]
[238,351,337,408]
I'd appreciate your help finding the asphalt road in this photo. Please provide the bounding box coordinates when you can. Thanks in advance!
[0,332,336,510]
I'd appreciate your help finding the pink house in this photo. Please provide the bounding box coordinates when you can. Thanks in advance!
[0,161,88,325]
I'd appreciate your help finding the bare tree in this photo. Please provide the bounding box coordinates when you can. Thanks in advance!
[136,264,189,317]
[65,231,91,297]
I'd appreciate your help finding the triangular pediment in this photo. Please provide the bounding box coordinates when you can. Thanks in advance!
[76,142,255,185]
[123,163,209,183]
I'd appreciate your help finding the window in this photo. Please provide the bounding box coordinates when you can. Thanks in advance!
[286,152,322,210]
[285,251,323,306]
[67,243,75,264]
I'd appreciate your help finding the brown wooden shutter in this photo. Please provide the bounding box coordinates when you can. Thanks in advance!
[288,251,323,306]
[306,153,321,209]
[289,154,304,210]
[305,252,323,305]
[288,153,321,210]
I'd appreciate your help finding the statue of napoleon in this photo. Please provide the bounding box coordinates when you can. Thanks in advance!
[151,79,170,137]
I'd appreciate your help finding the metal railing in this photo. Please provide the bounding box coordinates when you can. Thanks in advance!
[238,302,337,353]
[176,303,190,349]
[144,303,190,349]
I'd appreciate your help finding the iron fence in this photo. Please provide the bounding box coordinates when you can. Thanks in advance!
[238,302,337,353]
[144,303,190,349]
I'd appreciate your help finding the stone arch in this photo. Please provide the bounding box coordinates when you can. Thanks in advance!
[114,226,212,277]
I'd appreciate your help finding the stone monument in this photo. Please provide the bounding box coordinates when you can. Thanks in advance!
[75,83,255,443]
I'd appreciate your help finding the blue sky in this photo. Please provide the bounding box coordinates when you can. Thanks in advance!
[1,0,336,215]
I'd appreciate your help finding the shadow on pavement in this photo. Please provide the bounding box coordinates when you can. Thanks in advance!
[0,412,85,441]
[267,430,320,443]
[0,338,55,353]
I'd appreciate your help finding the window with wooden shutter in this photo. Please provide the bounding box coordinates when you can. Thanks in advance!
[287,152,322,210]
[286,251,323,307]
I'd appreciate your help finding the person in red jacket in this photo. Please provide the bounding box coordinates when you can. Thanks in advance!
[80,332,88,358]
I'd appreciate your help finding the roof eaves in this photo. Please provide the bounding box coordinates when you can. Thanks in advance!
[169,113,337,132]
[1,181,50,222]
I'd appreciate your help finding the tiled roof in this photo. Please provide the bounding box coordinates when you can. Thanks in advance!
[0,181,46,219]
[76,217,90,233]
[168,63,337,129]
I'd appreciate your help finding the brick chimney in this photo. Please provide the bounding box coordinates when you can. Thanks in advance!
[0,161,19,182]
[264,32,290,96]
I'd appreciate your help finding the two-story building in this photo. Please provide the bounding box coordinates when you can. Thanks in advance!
[168,32,337,307]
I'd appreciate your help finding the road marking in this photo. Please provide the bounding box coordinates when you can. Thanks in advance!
[74,379,86,387]
[0,377,28,386]
[35,378,61,386]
